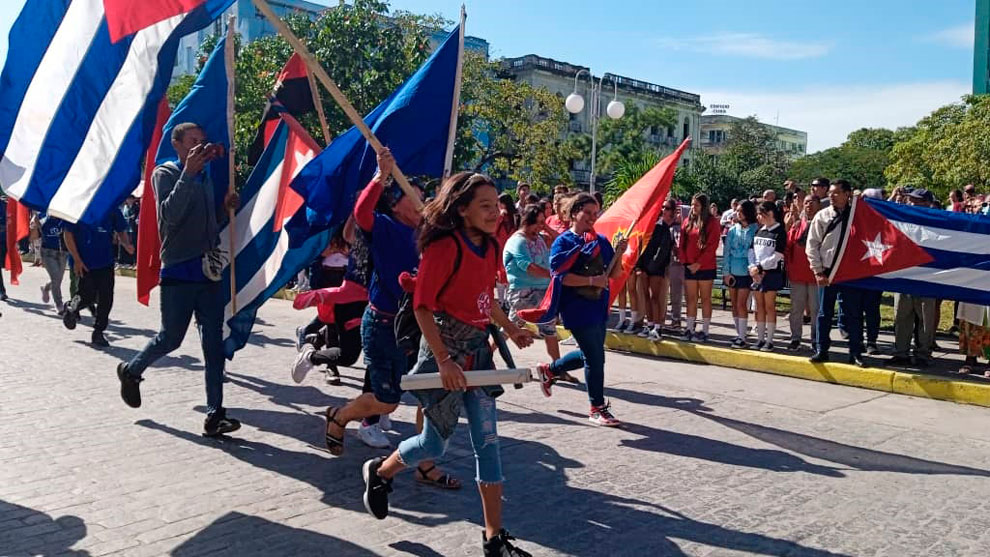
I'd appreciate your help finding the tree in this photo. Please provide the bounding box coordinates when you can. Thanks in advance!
[453,52,574,190]
[788,127,906,192]
[885,95,990,199]
[566,104,677,181]
[167,2,445,182]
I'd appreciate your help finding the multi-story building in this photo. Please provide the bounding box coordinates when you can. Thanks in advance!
[500,54,704,187]
[174,0,490,78]
[700,114,807,159]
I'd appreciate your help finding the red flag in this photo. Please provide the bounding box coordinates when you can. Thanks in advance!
[594,139,691,304]
[248,53,317,165]
[5,198,30,285]
[830,197,934,284]
[136,98,171,305]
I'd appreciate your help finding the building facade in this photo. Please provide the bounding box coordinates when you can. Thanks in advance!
[501,54,704,187]
[700,114,807,159]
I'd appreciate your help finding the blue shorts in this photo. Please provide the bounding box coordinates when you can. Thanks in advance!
[730,274,753,290]
[684,268,716,281]
[757,270,785,292]
[361,306,407,405]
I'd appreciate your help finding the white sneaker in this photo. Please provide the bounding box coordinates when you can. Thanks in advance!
[647,327,661,341]
[291,346,315,384]
[357,423,391,449]
[379,414,392,431]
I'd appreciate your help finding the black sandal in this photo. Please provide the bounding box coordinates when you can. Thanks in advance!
[324,406,346,456]
[416,464,461,490]
[957,357,978,375]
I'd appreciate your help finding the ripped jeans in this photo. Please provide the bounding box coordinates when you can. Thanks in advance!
[397,388,502,484]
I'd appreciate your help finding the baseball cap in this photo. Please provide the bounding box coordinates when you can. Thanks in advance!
[907,188,933,202]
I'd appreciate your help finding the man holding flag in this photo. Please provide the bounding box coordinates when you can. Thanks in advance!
[117,123,241,438]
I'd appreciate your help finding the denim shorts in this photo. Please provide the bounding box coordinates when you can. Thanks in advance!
[361,306,407,404]
[507,286,557,337]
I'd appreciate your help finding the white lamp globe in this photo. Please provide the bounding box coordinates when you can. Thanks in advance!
[606,99,625,119]
[565,93,585,114]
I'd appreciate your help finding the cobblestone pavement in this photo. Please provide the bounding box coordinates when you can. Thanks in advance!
[3,267,990,556]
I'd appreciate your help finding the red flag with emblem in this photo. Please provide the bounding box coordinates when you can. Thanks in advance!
[135,98,172,305]
[594,139,691,304]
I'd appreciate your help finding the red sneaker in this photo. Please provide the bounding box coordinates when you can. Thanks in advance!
[589,402,621,427]
[536,363,555,398]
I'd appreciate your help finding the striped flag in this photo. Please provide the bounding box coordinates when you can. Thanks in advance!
[221,114,321,358]
[0,0,235,225]
[831,197,990,305]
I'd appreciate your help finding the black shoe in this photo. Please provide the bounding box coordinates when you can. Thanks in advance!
[888,355,911,365]
[0,293,8,302]
[849,354,867,368]
[484,529,532,557]
[915,357,931,368]
[866,344,881,356]
[116,363,142,408]
[91,330,109,347]
[362,457,392,520]
[809,352,829,363]
[203,412,241,437]
[62,306,78,330]
[787,339,801,351]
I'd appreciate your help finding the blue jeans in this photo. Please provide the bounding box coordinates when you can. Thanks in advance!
[397,388,502,483]
[549,322,607,407]
[361,306,407,405]
[126,281,225,415]
[815,285,865,358]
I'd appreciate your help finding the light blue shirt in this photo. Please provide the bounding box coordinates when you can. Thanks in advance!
[503,231,551,290]
[722,222,757,277]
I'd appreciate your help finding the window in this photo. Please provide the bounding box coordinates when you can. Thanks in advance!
[682,118,690,140]
[708,130,716,143]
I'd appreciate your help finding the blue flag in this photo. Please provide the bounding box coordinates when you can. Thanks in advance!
[156,35,232,206]
[289,25,462,236]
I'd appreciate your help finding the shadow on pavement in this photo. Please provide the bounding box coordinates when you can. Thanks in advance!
[0,499,88,556]
[69,340,201,371]
[135,417,848,556]
[226,372,349,412]
[694,411,990,477]
[170,511,377,556]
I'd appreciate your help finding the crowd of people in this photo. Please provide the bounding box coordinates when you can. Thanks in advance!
[4,120,990,554]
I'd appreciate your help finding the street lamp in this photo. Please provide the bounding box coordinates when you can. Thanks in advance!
[565,69,625,194]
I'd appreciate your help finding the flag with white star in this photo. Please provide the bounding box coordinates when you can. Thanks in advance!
[829,196,990,305]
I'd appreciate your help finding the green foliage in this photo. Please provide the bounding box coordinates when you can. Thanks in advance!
[166,2,444,183]
[601,151,661,207]
[454,52,574,191]
[788,127,907,193]
[566,104,677,181]
[885,94,990,199]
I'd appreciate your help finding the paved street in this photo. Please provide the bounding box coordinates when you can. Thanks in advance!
[3,266,990,556]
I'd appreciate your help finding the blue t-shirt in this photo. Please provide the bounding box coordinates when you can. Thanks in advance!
[366,213,419,314]
[551,230,615,330]
[161,256,207,283]
[39,214,66,251]
[67,210,125,270]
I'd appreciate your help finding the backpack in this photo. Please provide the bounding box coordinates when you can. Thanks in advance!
[393,233,499,355]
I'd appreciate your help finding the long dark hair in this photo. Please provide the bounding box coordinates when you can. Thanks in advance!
[686,193,712,250]
[498,192,518,235]
[418,172,497,252]
[738,200,757,226]
[759,200,782,225]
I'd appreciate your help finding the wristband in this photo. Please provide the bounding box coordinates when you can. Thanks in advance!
[437,354,452,365]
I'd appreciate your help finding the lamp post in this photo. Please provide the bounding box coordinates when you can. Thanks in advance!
[565,69,625,194]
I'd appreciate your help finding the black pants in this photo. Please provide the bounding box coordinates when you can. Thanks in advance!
[0,238,7,295]
[70,267,114,332]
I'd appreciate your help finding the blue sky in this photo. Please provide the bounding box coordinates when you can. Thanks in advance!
[0,0,976,152]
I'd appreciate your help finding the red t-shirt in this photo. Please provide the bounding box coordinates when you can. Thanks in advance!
[414,233,501,329]
[546,215,569,235]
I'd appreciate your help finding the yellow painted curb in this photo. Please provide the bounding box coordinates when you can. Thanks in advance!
[532,324,990,408]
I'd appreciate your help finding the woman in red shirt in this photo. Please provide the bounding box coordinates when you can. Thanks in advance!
[359,172,534,557]
[679,193,721,342]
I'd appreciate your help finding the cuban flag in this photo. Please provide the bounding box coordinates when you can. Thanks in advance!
[220,113,322,358]
[830,197,990,305]
[0,0,235,225]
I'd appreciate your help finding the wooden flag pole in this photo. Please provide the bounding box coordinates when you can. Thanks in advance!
[225,15,238,313]
[442,5,466,178]
[251,0,423,209]
[306,69,332,145]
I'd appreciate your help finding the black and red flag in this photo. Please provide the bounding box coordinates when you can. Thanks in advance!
[248,53,318,165]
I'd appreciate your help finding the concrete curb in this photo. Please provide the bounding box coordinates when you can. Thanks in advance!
[544,325,990,409]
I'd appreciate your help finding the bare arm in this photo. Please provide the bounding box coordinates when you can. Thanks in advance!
[63,230,87,276]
